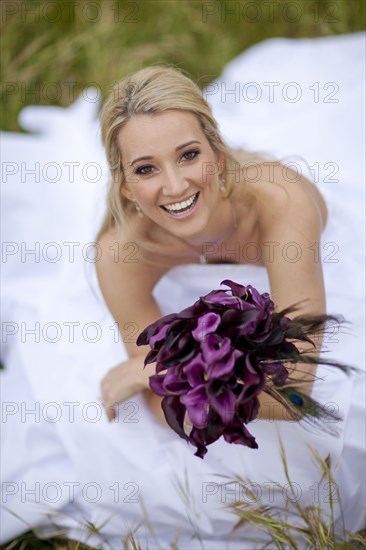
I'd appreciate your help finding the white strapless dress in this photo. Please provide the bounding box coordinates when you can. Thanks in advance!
[1,32,365,548]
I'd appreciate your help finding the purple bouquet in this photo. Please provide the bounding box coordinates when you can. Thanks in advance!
[137,280,352,458]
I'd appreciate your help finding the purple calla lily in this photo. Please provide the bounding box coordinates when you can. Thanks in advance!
[136,279,345,458]
[180,385,209,429]
[192,312,221,342]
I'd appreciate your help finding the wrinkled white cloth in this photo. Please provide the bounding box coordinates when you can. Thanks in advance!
[1,32,365,548]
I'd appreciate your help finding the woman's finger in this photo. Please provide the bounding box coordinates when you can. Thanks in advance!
[103,401,116,422]
[107,407,115,422]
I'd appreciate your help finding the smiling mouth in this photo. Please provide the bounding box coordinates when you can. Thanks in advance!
[160,192,200,215]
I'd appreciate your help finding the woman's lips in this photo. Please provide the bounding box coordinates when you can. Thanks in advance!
[160,192,200,220]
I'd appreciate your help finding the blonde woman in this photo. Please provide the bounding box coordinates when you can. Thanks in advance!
[1,43,364,546]
[96,65,328,426]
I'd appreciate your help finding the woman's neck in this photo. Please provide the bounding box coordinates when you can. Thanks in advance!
[177,197,238,252]
[180,199,238,264]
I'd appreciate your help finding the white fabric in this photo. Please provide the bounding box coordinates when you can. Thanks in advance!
[1,32,365,547]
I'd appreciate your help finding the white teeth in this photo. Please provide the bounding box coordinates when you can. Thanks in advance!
[164,193,197,212]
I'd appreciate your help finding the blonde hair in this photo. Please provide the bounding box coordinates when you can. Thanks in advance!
[95,64,277,263]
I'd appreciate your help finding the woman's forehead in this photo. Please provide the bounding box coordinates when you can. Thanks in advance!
[120,110,201,134]
[117,111,207,156]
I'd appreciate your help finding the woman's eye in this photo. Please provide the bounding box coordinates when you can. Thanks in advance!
[135,150,200,175]
[135,165,153,175]
[182,150,200,161]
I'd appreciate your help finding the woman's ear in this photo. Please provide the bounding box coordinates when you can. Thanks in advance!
[120,184,134,201]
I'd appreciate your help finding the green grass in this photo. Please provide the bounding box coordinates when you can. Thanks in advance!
[0,533,92,550]
[1,0,365,131]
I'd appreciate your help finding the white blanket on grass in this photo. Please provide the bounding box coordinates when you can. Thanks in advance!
[1,32,365,548]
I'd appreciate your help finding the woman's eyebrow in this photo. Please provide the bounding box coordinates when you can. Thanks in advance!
[130,140,201,165]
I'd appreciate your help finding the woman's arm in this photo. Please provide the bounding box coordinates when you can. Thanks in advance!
[95,230,169,422]
[255,165,327,421]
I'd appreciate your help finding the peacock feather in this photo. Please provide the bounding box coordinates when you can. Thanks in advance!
[264,382,344,434]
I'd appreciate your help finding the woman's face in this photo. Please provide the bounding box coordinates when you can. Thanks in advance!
[117,109,223,239]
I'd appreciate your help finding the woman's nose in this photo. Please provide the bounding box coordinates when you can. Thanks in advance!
[161,167,190,197]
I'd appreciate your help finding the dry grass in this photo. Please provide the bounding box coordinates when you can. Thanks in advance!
[221,439,366,549]
[2,438,365,549]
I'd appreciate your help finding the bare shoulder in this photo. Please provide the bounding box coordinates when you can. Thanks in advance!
[243,162,328,233]
[96,226,168,288]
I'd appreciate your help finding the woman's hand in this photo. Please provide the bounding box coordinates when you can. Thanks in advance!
[100,355,155,421]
